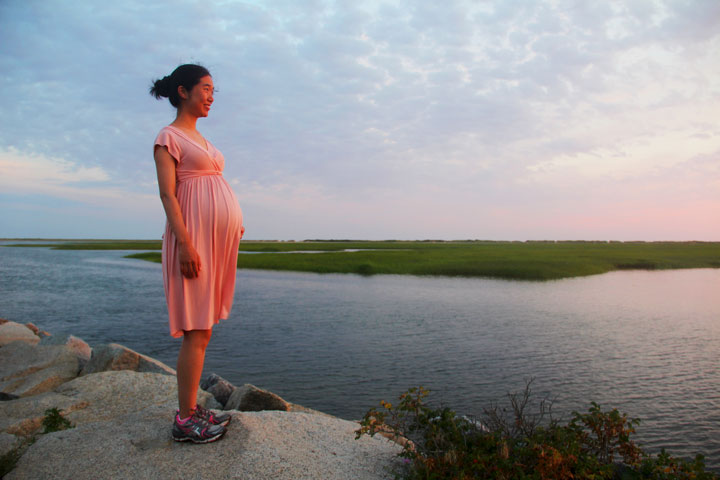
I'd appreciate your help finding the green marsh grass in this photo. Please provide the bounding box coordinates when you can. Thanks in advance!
[121,240,720,281]
[8,239,719,280]
[3,240,163,250]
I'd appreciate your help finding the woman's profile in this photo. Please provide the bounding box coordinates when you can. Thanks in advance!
[150,64,244,443]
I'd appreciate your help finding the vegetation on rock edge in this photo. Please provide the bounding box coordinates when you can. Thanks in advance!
[356,384,718,479]
[1,407,74,478]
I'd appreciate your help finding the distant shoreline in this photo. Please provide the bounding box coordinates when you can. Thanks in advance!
[3,238,720,243]
[5,239,720,281]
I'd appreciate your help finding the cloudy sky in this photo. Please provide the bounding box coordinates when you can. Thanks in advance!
[1,0,718,241]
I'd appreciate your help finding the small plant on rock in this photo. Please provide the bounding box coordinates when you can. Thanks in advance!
[42,407,74,434]
[1,408,75,478]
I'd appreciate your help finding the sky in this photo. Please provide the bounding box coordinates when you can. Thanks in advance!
[1,0,719,241]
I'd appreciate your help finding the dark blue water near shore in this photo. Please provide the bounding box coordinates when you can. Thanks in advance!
[1,244,719,469]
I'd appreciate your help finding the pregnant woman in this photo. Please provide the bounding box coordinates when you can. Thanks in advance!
[150,64,244,443]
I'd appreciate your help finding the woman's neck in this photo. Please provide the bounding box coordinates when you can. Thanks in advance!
[172,109,199,132]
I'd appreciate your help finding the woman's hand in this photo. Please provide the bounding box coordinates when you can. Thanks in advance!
[178,242,202,279]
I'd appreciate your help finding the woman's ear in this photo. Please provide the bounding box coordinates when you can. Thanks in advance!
[178,85,189,100]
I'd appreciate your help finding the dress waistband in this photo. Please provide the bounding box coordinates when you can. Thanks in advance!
[177,170,222,183]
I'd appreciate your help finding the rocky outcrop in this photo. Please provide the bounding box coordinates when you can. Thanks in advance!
[0,322,40,346]
[0,342,81,398]
[80,343,176,376]
[200,372,236,407]
[0,371,216,437]
[225,383,292,411]
[40,334,92,367]
[201,375,320,414]
[23,323,50,338]
[0,321,402,480]
[0,431,21,457]
[6,407,401,480]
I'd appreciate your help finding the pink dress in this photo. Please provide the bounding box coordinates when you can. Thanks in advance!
[154,126,243,338]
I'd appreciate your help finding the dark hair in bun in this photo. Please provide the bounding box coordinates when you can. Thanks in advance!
[149,64,211,108]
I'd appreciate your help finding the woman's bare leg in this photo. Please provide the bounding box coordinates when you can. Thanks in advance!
[176,329,213,418]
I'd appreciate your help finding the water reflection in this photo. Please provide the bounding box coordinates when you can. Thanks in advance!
[0,244,718,468]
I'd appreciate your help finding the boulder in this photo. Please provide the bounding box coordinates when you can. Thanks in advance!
[80,343,176,376]
[225,383,290,412]
[0,371,216,437]
[23,323,49,337]
[200,373,236,407]
[40,334,92,367]
[0,389,76,437]
[23,323,38,335]
[0,431,22,459]
[0,343,80,398]
[25,322,50,338]
[0,322,40,346]
[6,409,403,480]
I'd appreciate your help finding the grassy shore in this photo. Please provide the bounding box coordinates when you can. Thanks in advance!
[8,239,719,281]
[234,240,720,280]
[2,240,163,250]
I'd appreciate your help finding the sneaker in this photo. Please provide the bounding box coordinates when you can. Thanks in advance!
[194,404,232,427]
[172,413,226,444]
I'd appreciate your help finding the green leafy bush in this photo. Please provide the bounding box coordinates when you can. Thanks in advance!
[356,384,717,480]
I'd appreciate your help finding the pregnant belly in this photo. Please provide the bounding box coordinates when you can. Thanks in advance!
[178,176,243,236]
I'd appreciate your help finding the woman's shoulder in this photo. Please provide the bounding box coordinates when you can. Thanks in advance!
[155,125,184,143]
[156,125,178,137]
[154,126,186,161]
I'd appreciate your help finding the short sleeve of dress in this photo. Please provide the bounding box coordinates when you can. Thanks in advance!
[154,128,181,164]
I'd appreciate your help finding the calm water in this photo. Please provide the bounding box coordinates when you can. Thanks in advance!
[1,244,719,468]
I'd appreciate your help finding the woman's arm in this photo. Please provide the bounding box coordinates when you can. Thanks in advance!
[154,145,202,279]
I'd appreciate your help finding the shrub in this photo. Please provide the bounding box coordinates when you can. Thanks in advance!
[356,383,718,480]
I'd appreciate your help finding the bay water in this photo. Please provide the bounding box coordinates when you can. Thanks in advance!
[1,243,718,468]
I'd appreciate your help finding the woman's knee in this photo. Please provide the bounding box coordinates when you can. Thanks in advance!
[183,329,213,348]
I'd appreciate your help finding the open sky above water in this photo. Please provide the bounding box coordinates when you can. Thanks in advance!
[1,0,719,241]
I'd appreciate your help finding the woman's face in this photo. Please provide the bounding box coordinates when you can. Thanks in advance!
[180,75,214,117]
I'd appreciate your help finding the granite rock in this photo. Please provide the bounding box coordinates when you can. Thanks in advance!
[0,322,40,346]
[0,343,80,398]
[0,371,216,437]
[81,343,176,376]
[23,323,49,337]
[1,324,403,480]
[0,432,22,459]
[200,373,236,407]
[6,409,402,480]
[40,334,92,368]
[23,323,39,335]
[225,383,291,412]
